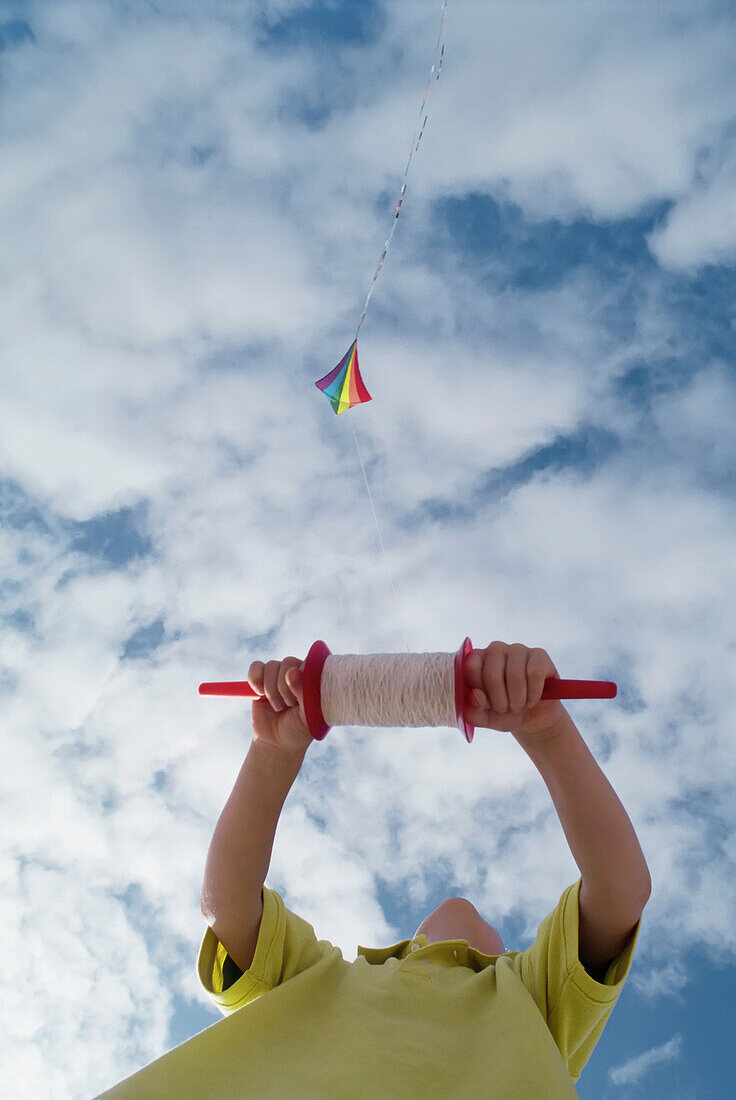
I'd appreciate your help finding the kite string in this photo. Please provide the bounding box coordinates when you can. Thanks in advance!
[348,412,412,654]
[354,0,447,341]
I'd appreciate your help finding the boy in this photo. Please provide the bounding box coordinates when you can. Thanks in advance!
[103,641,650,1097]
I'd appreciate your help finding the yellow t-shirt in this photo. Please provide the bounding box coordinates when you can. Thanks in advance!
[97,877,640,1098]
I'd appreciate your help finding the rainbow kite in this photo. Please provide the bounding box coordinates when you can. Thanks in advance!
[315,340,372,414]
[315,0,447,414]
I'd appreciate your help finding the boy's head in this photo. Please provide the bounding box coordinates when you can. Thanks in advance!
[413,896,505,955]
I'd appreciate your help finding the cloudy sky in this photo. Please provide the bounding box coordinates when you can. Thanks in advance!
[2,0,735,1096]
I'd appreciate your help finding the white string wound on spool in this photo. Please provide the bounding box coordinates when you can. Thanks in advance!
[322,652,457,730]
[302,638,475,744]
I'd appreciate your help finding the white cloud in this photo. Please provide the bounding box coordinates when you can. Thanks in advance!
[608,1033,683,1087]
[648,153,736,270]
[3,861,172,1100]
[632,958,690,1001]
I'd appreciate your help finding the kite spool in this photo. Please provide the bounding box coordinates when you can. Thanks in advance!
[199,637,618,744]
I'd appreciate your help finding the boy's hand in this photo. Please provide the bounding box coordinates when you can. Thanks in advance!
[247,657,313,756]
[463,642,567,740]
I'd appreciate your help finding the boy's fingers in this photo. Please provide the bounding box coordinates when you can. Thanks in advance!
[483,644,508,713]
[468,643,560,724]
[464,692,519,733]
[527,649,551,708]
[248,660,265,695]
[278,658,302,707]
[506,646,528,714]
[249,657,304,712]
[263,660,284,711]
[286,666,304,695]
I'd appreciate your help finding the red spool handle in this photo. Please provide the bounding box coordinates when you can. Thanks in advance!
[198,682,262,697]
[541,679,616,700]
[198,679,617,700]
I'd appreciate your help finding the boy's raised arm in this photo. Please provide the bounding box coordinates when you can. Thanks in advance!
[200,656,313,972]
[514,710,651,980]
[200,742,308,973]
[464,641,651,982]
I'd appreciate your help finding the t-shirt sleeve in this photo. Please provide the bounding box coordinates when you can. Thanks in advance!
[197,886,337,1017]
[517,877,642,1081]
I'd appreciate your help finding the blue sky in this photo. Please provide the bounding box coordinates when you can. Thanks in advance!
[1,1,735,1097]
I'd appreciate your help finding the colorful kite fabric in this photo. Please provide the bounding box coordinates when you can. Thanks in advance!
[316,0,447,414]
[315,340,372,414]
